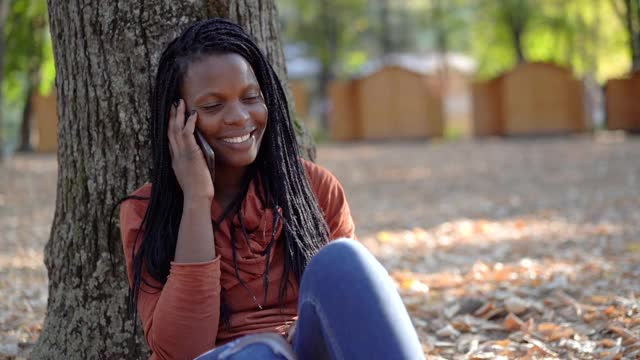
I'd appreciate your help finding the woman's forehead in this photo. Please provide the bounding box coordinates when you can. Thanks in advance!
[181,53,260,97]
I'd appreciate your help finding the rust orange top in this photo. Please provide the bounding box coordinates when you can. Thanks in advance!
[120,160,356,360]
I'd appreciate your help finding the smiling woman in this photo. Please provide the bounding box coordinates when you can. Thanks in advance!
[181,53,267,174]
[116,18,424,360]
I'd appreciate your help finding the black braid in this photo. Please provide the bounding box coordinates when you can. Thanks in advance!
[117,18,329,336]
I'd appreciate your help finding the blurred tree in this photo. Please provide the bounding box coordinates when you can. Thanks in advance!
[420,0,472,94]
[471,0,628,81]
[373,0,416,55]
[31,1,298,358]
[379,0,392,54]
[469,0,539,78]
[428,0,459,56]
[496,0,534,64]
[0,0,9,159]
[3,0,50,152]
[611,0,640,72]
[279,0,368,128]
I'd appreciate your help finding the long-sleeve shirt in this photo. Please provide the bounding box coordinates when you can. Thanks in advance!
[120,159,356,360]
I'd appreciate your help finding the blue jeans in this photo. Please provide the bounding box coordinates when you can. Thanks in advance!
[195,239,425,360]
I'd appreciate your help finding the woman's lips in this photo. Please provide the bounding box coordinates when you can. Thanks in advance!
[218,129,257,150]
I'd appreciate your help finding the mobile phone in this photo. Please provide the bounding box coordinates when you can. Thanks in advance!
[194,128,216,183]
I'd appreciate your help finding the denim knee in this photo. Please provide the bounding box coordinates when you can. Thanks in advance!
[303,238,387,287]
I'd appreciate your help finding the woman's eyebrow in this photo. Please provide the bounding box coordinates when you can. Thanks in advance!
[193,83,260,101]
[244,83,260,91]
[193,91,223,103]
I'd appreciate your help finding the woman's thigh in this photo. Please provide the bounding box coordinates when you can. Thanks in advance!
[292,238,425,360]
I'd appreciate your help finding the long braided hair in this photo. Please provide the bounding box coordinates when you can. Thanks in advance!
[121,18,330,330]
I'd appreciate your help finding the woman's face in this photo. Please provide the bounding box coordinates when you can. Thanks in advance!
[180,53,268,170]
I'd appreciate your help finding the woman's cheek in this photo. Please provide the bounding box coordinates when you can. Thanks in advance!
[253,103,268,125]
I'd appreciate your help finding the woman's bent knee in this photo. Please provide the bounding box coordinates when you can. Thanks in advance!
[303,238,387,287]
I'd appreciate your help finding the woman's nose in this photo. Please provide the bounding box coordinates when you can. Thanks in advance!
[223,101,250,126]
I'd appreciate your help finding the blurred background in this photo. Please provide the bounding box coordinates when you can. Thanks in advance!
[0,0,639,153]
[1,1,639,358]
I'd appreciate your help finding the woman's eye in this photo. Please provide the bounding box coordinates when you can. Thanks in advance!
[202,104,222,111]
[243,95,262,103]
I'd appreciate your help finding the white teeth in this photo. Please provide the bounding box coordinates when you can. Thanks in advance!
[222,133,251,144]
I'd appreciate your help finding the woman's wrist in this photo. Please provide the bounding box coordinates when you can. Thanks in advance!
[183,193,214,207]
[175,195,216,263]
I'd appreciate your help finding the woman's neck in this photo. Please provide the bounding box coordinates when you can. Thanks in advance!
[214,164,250,210]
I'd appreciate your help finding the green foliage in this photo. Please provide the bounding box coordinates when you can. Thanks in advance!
[279,0,369,77]
[278,0,631,83]
[3,0,52,104]
[1,0,53,151]
[471,0,630,82]
[38,30,55,95]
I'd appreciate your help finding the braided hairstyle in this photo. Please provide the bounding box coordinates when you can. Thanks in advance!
[126,18,330,329]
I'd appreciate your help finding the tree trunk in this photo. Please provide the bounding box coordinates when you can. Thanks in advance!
[500,0,528,64]
[33,1,303,359]
[17,81,34,152]
[0,0,10,160]
[512,30,526,64]
[379,0,393,55]
[630,0,640,71]
[316,0,337,132]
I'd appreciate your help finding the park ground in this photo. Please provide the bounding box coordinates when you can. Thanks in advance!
[1,134,639,359]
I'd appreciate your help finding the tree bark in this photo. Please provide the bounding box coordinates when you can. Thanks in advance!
[33,1,306,358]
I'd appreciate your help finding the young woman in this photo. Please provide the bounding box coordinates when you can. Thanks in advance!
[119,18,424,360]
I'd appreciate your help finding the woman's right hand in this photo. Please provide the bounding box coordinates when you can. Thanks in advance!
[168,99,215,202]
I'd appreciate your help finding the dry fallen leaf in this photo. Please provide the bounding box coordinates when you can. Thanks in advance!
[436,324,461,338]
[504,312,524,331]
[504,296,529,315]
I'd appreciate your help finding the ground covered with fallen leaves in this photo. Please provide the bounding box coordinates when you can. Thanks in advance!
[1,134,639,359]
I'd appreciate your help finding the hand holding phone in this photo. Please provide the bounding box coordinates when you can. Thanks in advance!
[194,128,215,183]
[168,101,214,201]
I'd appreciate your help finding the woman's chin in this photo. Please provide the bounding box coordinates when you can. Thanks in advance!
[216,150,259,169]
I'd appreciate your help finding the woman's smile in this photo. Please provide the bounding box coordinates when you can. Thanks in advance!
[219,127,257,144]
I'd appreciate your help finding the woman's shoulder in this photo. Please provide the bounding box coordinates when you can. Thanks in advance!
[119,182,153,223]
[118,183,153,285]
[130,182,153,198]
[300,158,340,190]
[300,159,355,239]
[299,158,347,205]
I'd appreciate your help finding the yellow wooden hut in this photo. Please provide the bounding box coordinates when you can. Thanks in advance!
[329,79,361,140]
[471,78,503,136]
[606,72,640,132]
[356,65,443,139]
[289,79,310,123]
[329,55,452,140]
[472,62,586,136]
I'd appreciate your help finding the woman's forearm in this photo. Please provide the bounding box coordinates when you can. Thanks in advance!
[174,197,216,263]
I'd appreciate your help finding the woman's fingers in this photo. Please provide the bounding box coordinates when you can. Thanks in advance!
[169,100,202,161]
[168,102,178,157]
[173,99,187,148]
[175,99,186,128]
[182,110,198,139]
